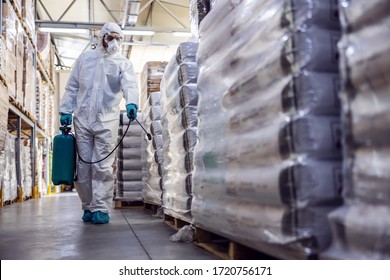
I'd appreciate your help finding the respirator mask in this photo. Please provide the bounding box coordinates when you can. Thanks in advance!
[105,33,122,55]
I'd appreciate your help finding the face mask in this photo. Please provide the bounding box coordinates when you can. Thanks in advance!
[106,40,119,55]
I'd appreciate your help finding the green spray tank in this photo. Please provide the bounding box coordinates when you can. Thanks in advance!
[51,115,152,186]
[52,126,76,185]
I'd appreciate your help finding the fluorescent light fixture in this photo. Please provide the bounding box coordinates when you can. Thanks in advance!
[122,30,155,36]
[122,41,178,47]
[39,27,89,34]
[172,32,192,37]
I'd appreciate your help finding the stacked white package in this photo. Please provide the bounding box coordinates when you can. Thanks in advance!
[192,0,342,259]
[141,92,164,206]
[2,134,18,202]
[20,140,32,198]
[115,113,144,202]
[160,41,199,223]
[324,0,390,260]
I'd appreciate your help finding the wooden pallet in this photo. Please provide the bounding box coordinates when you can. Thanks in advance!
[9,96,36,122]
[0,188,4,207]
[143,202,159,214]
[195,227,276,260]
[114,199,144,209]
[163,214,191,231]
[2,199,17,207]
[0,73,7,88]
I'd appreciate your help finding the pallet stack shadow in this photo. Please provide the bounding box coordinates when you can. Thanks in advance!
[324,0,390,260]
[192,0,342,259]
[140,62,167,206]
[160,41,199,223]
[115,112,143,202]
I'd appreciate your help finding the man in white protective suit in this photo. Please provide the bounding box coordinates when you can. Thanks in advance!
[59,22,139,224]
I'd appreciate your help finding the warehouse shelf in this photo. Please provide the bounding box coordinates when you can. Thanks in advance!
[1,0,56,204]
[36,55,56,92]
[5,0,56,92]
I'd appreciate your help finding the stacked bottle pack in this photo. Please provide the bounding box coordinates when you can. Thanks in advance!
[115,113,143,202]
[160,41,199,222]
[324,0,390,260]
[141,92,164,206]
[192,0,342,259]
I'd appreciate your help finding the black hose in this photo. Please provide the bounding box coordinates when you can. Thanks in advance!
[72,117,151,165]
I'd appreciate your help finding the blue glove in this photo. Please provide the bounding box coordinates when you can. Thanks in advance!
[60,113,72,126]
[126,103,138,122]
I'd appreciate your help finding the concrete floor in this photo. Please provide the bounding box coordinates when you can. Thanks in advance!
[0,192,219,260]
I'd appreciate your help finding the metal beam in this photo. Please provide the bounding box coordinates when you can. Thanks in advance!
[16,116,21,189]
[35,125,49,140]
[38,0,53,21]
[50,37,65,67]
[122,41,178,47]
[99,0,119,23]
[57,0,77,22]
[89,0,94,22]
[31,125,36,188]
[160,0,188,8]
[9,104,35,128]
[121,0,129,29]
[155,0,186,28]
[36,20,190,33]
[139,0,154,15]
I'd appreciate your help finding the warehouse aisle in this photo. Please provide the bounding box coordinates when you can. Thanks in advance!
[0,192,218,260]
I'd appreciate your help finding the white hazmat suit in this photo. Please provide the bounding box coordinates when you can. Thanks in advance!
[59,22,138,216]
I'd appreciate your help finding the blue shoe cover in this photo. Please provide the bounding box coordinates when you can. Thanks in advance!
[92,211,110,224]
[82,210,93,222]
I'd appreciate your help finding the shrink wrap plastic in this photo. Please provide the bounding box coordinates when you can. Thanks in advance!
[161,41,199,222]
[324,0,390,260]
[193,0,342,259]
[141,92,165,205]
[115,113,143,201]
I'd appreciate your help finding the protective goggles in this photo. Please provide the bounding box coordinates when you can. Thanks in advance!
[105,33,123,42]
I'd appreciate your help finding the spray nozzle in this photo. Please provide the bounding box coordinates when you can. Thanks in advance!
[60,126,72,134]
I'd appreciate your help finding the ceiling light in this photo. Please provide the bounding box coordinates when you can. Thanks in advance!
[172,32,192,37]
[122,30,155,36]
[39,27,89,34]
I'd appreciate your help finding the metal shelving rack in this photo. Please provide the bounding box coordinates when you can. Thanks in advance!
[1,0,55,202]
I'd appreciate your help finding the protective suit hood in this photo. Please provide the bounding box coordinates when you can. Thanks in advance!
[98,22,124,51]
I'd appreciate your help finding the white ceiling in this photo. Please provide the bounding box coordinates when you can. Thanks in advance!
[36,0,191,74]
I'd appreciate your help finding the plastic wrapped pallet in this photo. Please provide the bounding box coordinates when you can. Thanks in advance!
[327,204,390,260]
[22,0,35,41]
[141,91,165,206]
[0,82,9,152]
[2,134,18,202]
[20,140,32,198]
[2,2,17,98]
[140,61,168,108]
[324,0,390,260]
[161,41,199,223]
[192,0,342,259]
[190,0,211,39]
[115,113,143,201]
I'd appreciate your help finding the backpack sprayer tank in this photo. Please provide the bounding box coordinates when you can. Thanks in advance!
[52,126,76,185]
[51,115,151,186]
